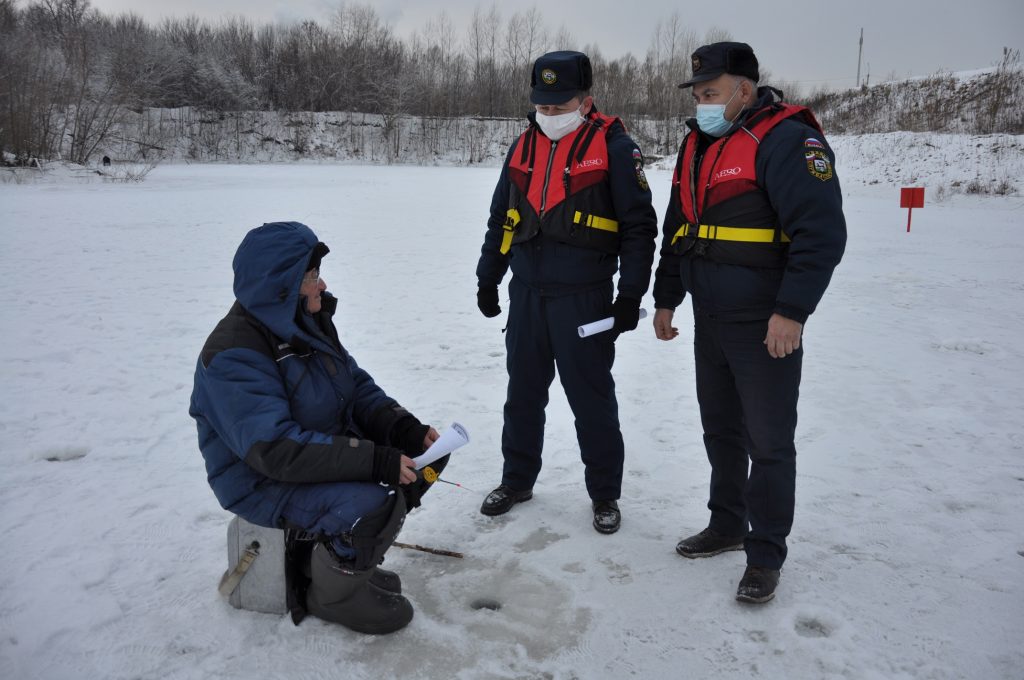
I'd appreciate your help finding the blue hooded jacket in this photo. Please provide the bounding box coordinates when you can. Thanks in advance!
[190,222,416,527]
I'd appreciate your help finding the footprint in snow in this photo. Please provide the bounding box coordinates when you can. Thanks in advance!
[513,526,569,553]
[794,616,832,638]
[40,446,89,462]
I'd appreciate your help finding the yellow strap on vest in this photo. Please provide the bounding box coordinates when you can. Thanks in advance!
[573,211,619,233]
[500,209,520,254]
[671,223,790,245]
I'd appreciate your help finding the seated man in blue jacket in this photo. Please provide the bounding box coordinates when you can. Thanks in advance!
[190,221,445,634]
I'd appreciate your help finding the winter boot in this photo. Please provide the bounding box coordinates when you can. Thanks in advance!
[480,484,534,516]
[369,566,401,593]
[735,565,780,604]
[306,543,413,634]
[592,500,621,534]
[676,527,745,558]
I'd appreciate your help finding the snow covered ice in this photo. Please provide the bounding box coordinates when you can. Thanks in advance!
[1,141,1022,679]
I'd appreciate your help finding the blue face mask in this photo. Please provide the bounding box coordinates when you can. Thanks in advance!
[695,83,743,137]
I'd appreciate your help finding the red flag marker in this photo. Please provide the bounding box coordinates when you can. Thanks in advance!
[900,187,925,232]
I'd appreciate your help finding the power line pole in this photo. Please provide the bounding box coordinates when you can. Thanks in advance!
[857,28,864,88]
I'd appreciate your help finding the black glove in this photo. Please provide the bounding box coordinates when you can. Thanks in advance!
[401,454,451,511]
[391,414,430,457]
[370,445,405,485]
[477,285,501,318]
[612,296,641,334]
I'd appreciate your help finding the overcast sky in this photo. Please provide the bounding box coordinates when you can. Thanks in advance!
[86,0,1021,91]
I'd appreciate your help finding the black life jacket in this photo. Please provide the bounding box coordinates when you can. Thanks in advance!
[669,103,824,268]
[501,111,622,255]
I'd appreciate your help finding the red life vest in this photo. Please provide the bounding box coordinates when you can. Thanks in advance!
[669,103,824,268]
[501,111,622,255]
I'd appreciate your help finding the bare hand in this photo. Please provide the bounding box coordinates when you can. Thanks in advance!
[653,308,679,341]
[764,313,803,358]
[422,426,440,451]
[398,455,418,485]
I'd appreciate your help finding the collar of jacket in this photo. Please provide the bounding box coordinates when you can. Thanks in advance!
[289,293,345,358]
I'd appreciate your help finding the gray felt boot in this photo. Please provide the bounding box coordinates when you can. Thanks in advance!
[306,543,413,634]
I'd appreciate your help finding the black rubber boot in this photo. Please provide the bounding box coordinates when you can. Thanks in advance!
[306,543,413,634]
[370,566,401,594]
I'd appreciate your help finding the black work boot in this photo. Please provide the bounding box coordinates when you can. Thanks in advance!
[592,500,621,534]
[735,565,781,604]
[306,543,413,634]
[369,566,401,594]
[480,485,533,516]
[675,527,745,558]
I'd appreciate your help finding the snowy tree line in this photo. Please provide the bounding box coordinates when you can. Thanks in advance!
[0,0,740,164]
[1,0,1020,167]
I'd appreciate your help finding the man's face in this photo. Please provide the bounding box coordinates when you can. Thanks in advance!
[691,74,751,120]
[300,268,326,313]
[535,95,594,117]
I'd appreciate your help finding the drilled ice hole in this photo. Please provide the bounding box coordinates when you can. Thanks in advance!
[470,597,502,611]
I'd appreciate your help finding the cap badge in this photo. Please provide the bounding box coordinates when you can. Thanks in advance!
[692,56,701,73]
[541,68,557,85]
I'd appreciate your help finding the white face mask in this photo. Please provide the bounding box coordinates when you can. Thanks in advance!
[535,105,585,141]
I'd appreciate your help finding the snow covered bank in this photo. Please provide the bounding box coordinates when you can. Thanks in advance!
[10,127,1022,199]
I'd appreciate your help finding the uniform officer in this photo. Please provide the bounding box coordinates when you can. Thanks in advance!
[652,42,846,602]
[476,51,658,534]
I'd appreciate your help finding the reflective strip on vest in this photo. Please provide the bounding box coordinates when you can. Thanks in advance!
[671,223,790,245]
[573,211,619,233]
[500,209,521,254]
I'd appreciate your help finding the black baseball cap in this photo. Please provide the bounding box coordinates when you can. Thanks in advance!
[530,51,593,105]
[678,42,759,88]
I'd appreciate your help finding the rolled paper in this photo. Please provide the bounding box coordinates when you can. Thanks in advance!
[578,308,649,338]
[412,422,469,470]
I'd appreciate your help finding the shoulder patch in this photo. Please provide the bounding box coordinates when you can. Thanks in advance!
[805,149,833,181]
[632,147,649,191]
[804,137,825,150]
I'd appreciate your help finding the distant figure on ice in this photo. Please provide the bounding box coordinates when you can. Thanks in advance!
[475,51,658,534]
[190,221,447,634]
[651,42,847,603]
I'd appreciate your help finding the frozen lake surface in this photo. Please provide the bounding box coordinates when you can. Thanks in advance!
[1,160,1022,679]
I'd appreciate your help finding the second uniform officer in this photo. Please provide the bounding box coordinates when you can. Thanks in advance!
[475,51,658,534]
[652,42,847,603]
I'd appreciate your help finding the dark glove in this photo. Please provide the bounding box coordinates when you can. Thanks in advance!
[477,285,501,318]
[401,454,450,511]
[612,296,642,334]
[391,415,430,457]
[370,445,405,485]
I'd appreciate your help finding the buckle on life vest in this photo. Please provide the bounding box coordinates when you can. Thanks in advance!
[671,223,691,246]
[572,211,619,233]
[500,209,520,254]
[672,222,789,245]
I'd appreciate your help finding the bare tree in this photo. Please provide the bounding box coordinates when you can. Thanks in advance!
[466,4,501,115]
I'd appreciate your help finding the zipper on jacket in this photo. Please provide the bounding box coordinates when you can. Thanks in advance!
[538,140,558,217]
[692,137,729,227]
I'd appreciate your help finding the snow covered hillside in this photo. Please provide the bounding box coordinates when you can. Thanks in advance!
[1,151,1022,678]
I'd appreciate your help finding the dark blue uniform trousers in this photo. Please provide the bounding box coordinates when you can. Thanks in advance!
[694,312,802,570]
[501,276,624,500]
